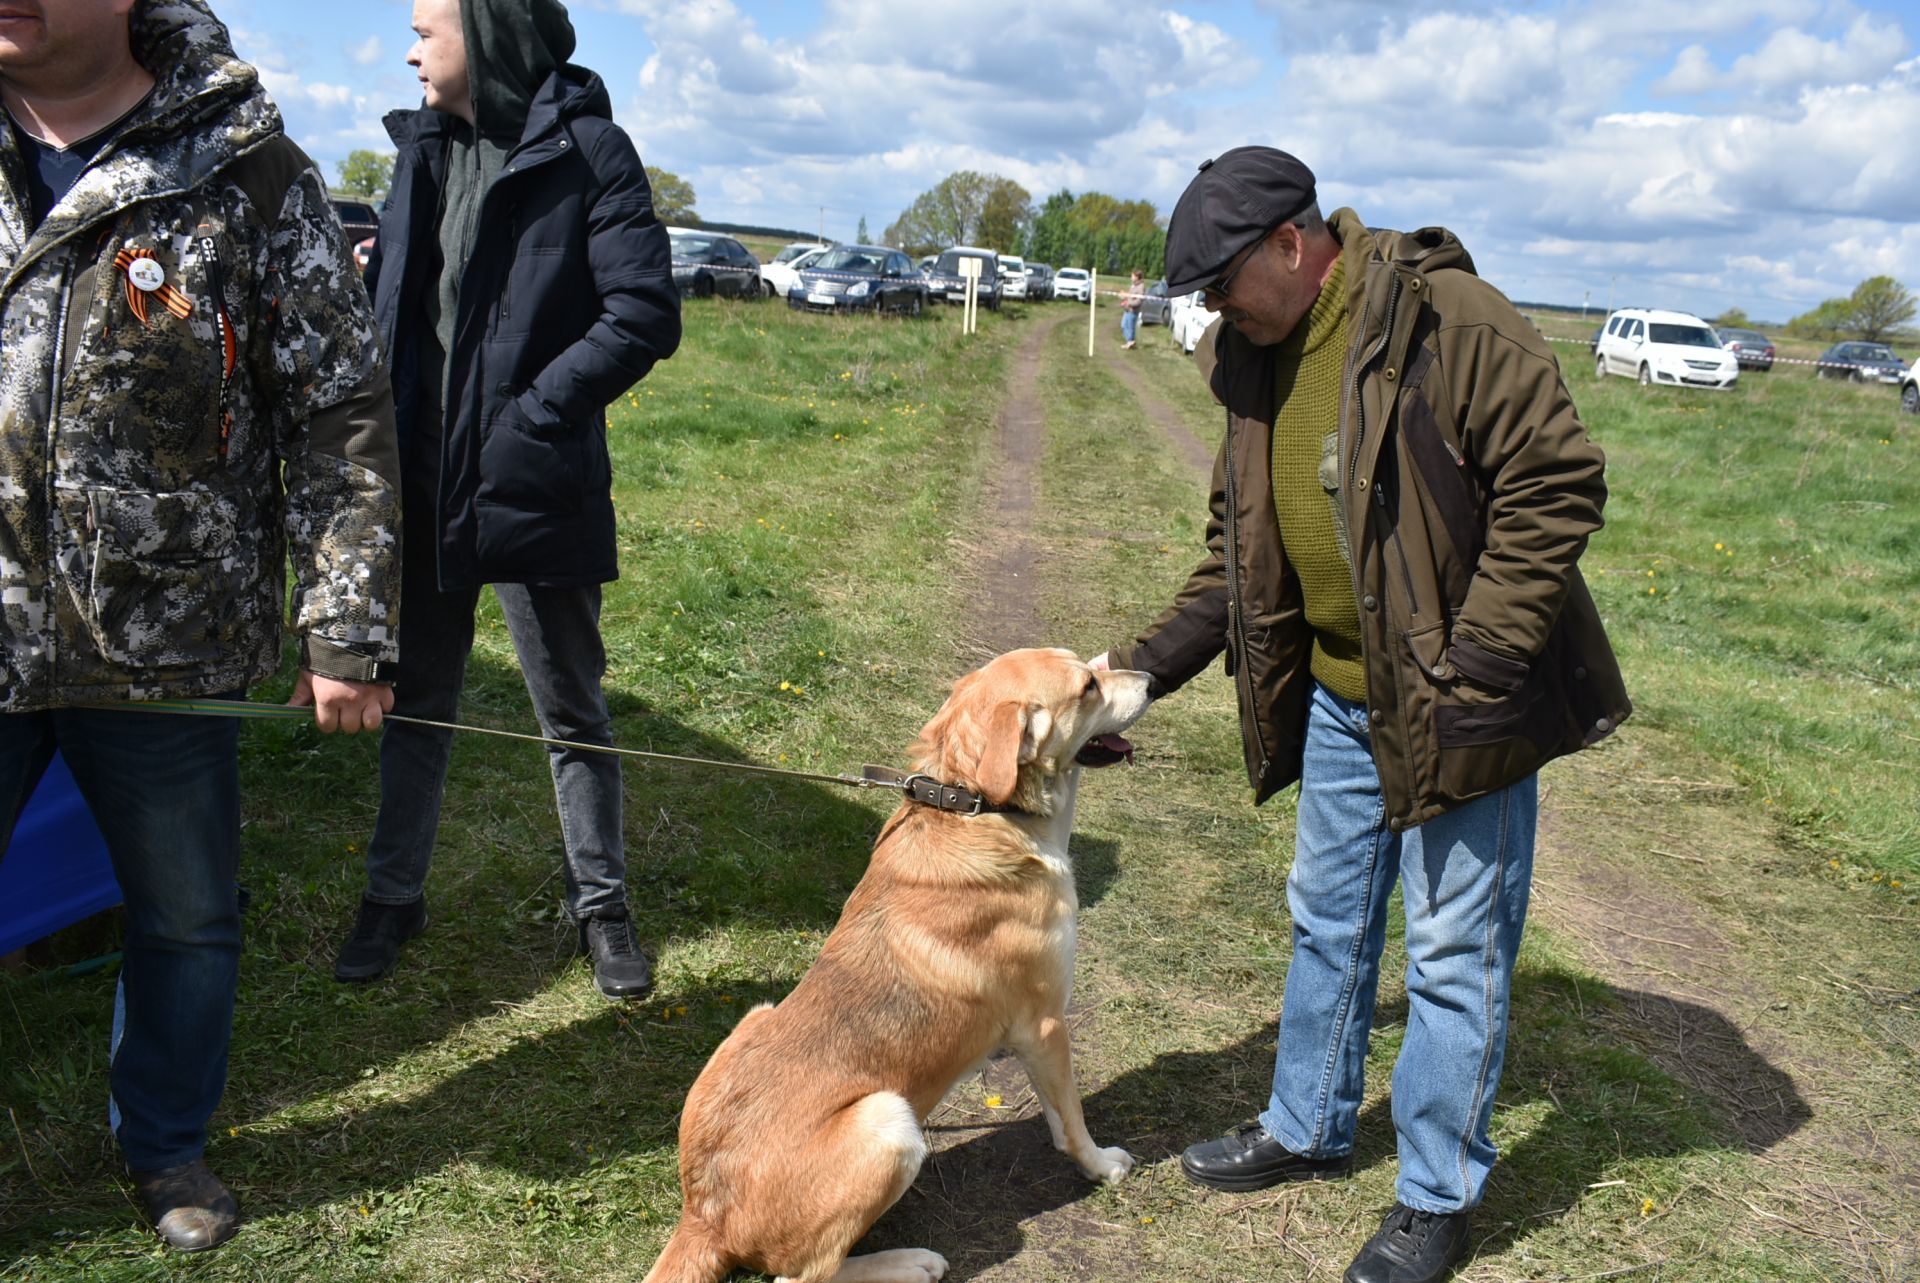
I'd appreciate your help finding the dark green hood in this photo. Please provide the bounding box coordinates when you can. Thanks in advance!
[460,0,576,141]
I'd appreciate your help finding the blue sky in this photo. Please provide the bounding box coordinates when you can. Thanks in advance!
[228,0,1920,323]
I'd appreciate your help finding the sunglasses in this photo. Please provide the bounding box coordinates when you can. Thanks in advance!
[1202,227,1279,303]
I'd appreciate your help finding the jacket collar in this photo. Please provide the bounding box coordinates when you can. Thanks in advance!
[1,0,276,286]
[384,64,607,161]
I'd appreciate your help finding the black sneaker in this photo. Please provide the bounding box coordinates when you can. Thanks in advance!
[333,896,427,982]
[131,1158,239,1252]
[1345,1203,1472,1283]
[580,910,654,1000]
[1179,1121,1352,1191]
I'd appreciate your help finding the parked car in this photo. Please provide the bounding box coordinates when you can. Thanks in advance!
[1166,289,1220,354]
[1589,325,1604,356]
[1023,263,1055,301]
[667,228,762,299]
[1594,307,1737,389]
[1136,278,1173,326]
[787,244,929,316]
[760,241,831,299]
[1816,340,1907,383]
[1901,362,1919,415]
[998,255,1028,301]
[353,235,375,274]
[924,246,1002,310]
[330,195,380,246]
[1715,326,1775,372]
[1053,267,1091,303]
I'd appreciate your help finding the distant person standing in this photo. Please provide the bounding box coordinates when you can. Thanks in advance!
[338,0,681,995]
[0,0,400,1250]
[1120,268,1145,348]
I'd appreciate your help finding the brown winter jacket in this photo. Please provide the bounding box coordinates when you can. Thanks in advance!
[1110,208,1630,830]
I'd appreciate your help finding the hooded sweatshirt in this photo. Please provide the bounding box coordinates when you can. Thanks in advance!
[418,0,576,463]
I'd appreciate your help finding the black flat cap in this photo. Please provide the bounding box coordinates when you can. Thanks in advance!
[1163,147,1317,294]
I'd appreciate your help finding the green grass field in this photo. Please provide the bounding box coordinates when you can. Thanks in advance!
[2,294,1914,1280]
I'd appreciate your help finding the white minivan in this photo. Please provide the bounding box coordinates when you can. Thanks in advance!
[1595,308,1738,389]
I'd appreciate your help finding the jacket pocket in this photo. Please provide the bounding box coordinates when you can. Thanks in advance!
[476,393,591,513]
[63,487,243,668]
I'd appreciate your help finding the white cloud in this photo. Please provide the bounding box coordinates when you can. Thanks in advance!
[1655,15,1909,97]
[349,35,385,67]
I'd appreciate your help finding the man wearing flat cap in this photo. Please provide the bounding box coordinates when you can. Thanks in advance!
[1094,148,1629,1283]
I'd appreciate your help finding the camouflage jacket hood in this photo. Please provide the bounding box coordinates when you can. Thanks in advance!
[0,0,403,711]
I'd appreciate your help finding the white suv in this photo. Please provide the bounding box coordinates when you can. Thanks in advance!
[1595,308,1738,389]
[1053,267,1091,302]
[999,254,1028,300]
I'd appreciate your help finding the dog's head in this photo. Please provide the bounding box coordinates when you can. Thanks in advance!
[909,648,1153,814]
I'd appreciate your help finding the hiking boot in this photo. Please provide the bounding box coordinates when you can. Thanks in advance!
[1180,1121,1352,1191]
[333,895,427,982]
[1344,1203,1472,1283]
[131,1159,239,1252]
[580,910,654,1000]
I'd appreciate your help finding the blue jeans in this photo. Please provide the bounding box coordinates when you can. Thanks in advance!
[1121,309,1139,343]
[363,486,625,918]
[0,700,242,1170]
[1259,682,1536,1213]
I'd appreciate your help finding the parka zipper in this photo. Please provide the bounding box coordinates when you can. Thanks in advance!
[1219,345,1271,782]
[197,231,237,461]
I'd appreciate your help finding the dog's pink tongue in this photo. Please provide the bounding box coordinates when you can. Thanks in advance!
[1075,734,1135,767]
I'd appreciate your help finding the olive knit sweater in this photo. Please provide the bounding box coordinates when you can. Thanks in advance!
[1271,255,1365,701]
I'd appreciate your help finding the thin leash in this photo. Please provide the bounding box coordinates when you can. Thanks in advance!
[122,698,1001,811]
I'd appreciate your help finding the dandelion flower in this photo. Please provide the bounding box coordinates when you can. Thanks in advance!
[1641,1197,1656,1218]
[984,1096,1003,1108]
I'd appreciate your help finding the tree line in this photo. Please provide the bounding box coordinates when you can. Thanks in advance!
[885,172,1166,276]
[335,149,700,225]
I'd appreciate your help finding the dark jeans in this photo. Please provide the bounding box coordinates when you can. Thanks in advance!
[363,488,625,918]
[0,701,242,1171]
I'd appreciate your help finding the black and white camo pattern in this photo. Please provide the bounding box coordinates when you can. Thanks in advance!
[0,0,401,710]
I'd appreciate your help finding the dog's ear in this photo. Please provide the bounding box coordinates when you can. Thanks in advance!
[972,699,1026,804]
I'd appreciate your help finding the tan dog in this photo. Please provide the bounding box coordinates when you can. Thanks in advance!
[642,648,1153,1283]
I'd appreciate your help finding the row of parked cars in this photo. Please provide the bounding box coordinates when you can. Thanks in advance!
[1590,307,1913,404]
[667,229,1136,318]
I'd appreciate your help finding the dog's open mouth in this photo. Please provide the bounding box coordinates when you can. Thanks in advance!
[1074,734,1134,768]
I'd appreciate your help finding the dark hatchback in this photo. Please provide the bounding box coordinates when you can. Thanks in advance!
[923,247,1003,310]
[788,245,929,315]
[668,229,762,299]
[1717,326,1775,372]
[1817,341,1906,383]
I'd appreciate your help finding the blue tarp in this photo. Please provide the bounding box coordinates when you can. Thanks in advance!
[0,754,120,955]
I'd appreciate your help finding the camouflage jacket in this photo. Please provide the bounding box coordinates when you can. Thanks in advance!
[0,0,401,712]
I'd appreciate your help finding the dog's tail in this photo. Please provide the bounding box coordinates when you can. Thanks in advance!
[641,1221,730,1283]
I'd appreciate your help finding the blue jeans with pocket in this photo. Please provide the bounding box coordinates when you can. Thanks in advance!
[0,699,242,1170]
[1121,309,1139,343]
[362,483,625,919]
[1258,682,1537,1212]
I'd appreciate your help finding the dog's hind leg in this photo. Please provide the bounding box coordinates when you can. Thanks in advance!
[1009,1016,1133,1184]
[772,1092,943,1283]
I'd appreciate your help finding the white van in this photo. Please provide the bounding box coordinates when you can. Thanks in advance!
[1595,308,1738,389]
[999,254,1028,300]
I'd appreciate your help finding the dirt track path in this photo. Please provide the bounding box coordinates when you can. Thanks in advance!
[953,315,1919,1279]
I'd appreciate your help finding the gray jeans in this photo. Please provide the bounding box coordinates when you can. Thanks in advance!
[363,493,625,918]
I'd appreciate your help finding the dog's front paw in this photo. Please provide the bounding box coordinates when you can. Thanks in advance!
[1083,1145,1134,1184]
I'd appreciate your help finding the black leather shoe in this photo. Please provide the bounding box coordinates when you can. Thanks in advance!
[581,910,654,1000]
[131,1159,239,1252]
[1345,1203,1472,1283]
[1179,1122,1352,1191]
[333,896,427,982]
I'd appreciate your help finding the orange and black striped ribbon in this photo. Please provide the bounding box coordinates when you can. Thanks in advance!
[112,247,194,326]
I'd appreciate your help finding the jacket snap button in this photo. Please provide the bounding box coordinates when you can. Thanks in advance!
[1357,477,1368,490]
[1574,666,1587,680]
[1595,717,1611,732]
[1384,367,1397,381]
[1410,278,1422,290]
[1362,595,1378,610]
